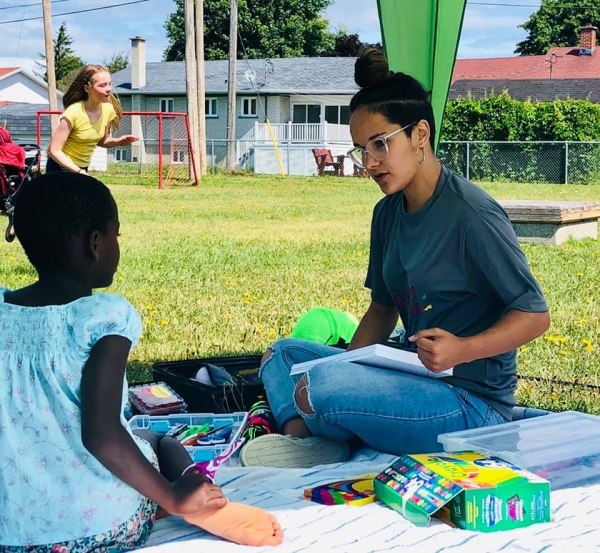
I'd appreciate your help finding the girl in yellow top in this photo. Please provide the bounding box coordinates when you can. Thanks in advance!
[47,64,138,174]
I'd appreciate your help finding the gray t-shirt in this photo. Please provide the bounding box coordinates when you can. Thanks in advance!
[366,166,548,420]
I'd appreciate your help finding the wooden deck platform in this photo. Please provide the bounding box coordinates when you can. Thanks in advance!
[499,200,600,246]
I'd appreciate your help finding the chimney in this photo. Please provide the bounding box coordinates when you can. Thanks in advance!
[130,36,146,89]
[578,23,597,53]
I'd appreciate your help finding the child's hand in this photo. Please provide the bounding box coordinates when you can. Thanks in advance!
[168,472,227,515]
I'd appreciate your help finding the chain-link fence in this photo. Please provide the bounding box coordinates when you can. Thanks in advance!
[205,139,358,177]
[438,141,600,185]
[204,139,600,183]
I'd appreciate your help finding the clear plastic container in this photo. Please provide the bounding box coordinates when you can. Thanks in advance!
[128,412,248,465]
[128,382,187,415]
[438,411,600,490]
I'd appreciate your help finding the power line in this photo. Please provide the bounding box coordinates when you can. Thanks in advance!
[13,1,29,65]
[470,2,596,8]
[0,0,149,25]
[0,0,70,11]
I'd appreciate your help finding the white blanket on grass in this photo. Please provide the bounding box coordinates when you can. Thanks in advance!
[139,450,600,553]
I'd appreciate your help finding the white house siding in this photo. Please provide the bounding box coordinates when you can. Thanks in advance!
[264,95,288,125]
[40,147,108,171]
[254,143,354,176]
[0,73,50,104]
[206,96,227,140]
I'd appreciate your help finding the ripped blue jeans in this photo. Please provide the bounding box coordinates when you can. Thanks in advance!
[259,338,508,455]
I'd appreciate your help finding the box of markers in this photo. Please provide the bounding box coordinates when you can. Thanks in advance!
[374,451,550,532]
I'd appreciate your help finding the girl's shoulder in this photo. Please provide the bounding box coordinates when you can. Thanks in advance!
[61,101,85,125]
[69,293,143,348]
[74,292,139,316]
[63,101,85,115]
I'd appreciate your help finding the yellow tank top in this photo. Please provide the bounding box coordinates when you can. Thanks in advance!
[61,101,116,167]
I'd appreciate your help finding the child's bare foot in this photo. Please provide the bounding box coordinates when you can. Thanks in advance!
[184,502,283,547]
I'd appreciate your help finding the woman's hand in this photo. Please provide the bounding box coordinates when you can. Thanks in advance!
[118,134,139,145]
[168,472,227,515]
[408,328,466,372]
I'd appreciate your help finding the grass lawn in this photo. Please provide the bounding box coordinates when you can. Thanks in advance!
[1,174,599,414]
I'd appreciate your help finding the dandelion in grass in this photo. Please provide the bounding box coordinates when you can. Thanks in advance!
[519,346,528,354]
[582,339,594,351]
[560,350,568,356]
[160,320,168,326]
[550,394,558,402]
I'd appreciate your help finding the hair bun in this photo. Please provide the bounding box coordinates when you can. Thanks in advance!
[354,47,391,88]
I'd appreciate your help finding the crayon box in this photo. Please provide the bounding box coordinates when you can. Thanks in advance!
[374,451,550,532]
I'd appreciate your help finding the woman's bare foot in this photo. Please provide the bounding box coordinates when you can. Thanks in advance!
[184,502,283,547]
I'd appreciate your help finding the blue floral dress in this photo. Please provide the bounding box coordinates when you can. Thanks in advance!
[0,289,157,552]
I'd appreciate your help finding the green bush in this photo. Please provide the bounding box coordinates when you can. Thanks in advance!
[442,91,600,142]
[440,92,600,183]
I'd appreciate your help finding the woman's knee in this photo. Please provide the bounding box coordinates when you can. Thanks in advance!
[260,347,274,366]
[294,376,315,415]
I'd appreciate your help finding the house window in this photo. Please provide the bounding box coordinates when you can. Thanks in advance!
[241,97,257,117]
[292,104,321,124]
[172,150,185,163]
[325,105,351,125]
[114,148,127,162]
[206,97,218,117]
[160,98,175,112]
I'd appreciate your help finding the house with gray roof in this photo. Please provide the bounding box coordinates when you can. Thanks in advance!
[112,37,357,145]
[108,37,357,174]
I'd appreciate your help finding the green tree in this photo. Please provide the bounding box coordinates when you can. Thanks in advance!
[103,51,129,74]
[515,0,600,55]
[35,21,85,84]
[164,0,335,61]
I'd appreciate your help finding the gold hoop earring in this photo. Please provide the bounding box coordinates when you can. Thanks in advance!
[417,146,425,165]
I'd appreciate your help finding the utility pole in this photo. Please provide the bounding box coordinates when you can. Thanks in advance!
[226,0,238,170]
[42,0,59,133]
[196,0,207,176]
[184,0,200,180]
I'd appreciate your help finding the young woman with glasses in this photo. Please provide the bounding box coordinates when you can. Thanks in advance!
[238,48,550,469]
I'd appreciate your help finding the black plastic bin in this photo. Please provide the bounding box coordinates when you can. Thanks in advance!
[152,354,265,414]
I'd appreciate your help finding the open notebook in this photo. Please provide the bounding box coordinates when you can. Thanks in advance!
[290,343,453,378]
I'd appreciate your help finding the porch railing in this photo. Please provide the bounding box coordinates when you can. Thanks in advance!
[240,122,351,143]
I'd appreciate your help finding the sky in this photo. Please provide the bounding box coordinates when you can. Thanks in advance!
[0,0,541,73]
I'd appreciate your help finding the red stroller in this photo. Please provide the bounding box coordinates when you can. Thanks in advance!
[0,127,41,242]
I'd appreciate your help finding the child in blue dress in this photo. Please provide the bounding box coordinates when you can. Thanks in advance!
[0,173,283,551]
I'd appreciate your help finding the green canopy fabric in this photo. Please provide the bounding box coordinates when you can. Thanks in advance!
[377,0,467,150]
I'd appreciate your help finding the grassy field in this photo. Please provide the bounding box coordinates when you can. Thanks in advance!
[1,174,600,414]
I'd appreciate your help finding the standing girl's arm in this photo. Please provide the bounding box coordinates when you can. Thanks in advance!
[48,118,84,173]
[81,334,226,515]
[97,125,138,148]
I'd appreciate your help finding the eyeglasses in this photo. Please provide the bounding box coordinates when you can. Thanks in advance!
[347,121,417,169]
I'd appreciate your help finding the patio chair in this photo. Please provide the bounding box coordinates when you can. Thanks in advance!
[312,148,345,177]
